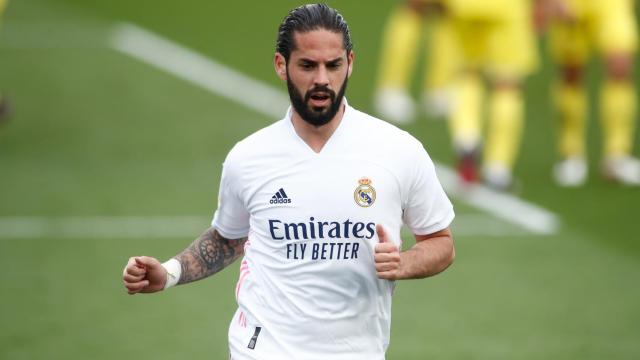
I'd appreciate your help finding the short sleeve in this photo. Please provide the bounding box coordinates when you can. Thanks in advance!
[402,143,455,235]
[211,160,250,239]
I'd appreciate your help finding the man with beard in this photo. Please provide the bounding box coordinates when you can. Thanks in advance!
[122,4,455,359]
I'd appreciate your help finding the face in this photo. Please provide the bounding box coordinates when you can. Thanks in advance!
[275,29,354,127]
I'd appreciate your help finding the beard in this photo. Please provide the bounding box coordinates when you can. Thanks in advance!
[287,71,348,127]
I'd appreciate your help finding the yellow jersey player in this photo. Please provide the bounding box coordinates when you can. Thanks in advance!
[541,0,640,186]
[436,0,539,190]
[374,0,461,123]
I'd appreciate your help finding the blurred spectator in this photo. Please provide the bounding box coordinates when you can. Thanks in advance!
[374,0,460,123]
[539,0,640,186]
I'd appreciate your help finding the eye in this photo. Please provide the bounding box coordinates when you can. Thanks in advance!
[327,61,342,70]
[300,62,315,70]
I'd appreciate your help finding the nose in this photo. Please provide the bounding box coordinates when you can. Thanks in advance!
[314,65,330,87]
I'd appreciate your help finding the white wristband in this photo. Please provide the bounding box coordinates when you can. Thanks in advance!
[161,258,182,290]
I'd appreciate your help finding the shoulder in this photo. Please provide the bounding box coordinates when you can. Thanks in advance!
[224,119,289,164]
[349,107,426,154]
[346,107,436,186]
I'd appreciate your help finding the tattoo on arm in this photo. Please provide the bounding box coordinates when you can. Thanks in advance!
[175,227,247,285]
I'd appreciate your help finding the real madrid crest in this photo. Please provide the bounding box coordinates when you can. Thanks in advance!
[354,177,376,207]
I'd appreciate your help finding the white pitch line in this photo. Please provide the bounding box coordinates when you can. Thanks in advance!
[110,23,289,119]
[108,23,560,235]
[0,214,525,239]
[435,165,559,235]
[0,216,208,239]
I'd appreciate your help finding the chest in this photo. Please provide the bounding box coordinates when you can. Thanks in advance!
[241,156,403,223]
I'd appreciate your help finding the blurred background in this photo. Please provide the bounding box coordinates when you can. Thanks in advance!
[0,0,638,359]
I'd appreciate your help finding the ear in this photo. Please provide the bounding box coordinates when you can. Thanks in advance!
[347,51,355,78]
[274,53,287,81]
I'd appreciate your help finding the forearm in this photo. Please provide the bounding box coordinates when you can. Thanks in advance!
[397,233,455,279]
[174,227,246,285]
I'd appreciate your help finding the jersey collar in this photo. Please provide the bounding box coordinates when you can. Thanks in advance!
[285,98,352,155]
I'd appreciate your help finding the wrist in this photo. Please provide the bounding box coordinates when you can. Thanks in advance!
[398,249,427,279]
[161,258,182,290]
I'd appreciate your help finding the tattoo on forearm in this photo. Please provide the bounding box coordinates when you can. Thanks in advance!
[176,228,247,285]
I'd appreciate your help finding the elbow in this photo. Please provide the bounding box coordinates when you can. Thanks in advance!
[441,236,455,273]
[448,244,456,267]
[425,236,455,278]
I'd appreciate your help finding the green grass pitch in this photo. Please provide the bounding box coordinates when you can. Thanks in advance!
[0,0,639,359]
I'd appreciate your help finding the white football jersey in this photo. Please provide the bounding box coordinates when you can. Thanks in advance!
[212,101,454,360]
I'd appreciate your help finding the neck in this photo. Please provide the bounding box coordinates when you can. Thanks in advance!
[291,100,346,153]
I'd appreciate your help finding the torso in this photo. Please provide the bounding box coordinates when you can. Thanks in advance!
[215,104,453,359]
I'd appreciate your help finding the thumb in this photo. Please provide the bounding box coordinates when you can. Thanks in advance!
[376,224,388,243]
[135,256,155,269]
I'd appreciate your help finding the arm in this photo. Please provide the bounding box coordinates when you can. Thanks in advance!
[175,227,247,285]
[374,224,454,280]
[122,227,247,294]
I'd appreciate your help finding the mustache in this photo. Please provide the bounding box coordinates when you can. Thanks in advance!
[304,86,336,102]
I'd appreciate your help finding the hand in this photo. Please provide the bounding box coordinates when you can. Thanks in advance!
[533,0,576,33]
[547,0,576,22]
[122,256,167,295]
[374,224,402,280]
[405,0,447,16]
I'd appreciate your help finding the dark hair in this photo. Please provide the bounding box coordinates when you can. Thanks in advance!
[276,3,353,62]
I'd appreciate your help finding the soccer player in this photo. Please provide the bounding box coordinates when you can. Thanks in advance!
[540,0,640,186]
[374,0,460,123]
[431,0,539,190]
[122,4,455,360]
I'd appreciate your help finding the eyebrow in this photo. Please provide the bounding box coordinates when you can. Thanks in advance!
[298,57,344,65]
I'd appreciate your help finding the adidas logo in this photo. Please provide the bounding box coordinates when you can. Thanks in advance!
[270,188,292,204]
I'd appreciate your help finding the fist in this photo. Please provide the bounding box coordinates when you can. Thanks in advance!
[374,224,402,280]
[122,256,167,295]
